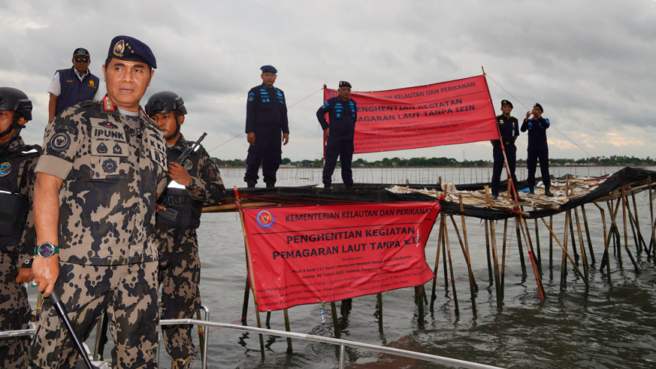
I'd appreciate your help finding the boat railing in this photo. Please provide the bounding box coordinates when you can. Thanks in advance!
[1,315,503,369]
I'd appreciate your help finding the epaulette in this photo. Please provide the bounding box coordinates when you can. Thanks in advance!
[19,144,41,157]
[102,96,115,112]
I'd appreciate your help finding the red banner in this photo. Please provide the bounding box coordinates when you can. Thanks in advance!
[323,75,498,154]
[243,202,440,311]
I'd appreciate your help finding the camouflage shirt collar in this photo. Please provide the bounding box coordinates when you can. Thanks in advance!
[172,134,189,152]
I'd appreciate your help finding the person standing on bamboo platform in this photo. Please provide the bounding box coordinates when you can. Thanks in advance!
[316,81,358,189]
[244,65,290,189]
[31,35,167,369]
[0,87,40,369]
[146,91,226,369]
[521,103,553,197]
[47,48,103,122]
[490,99,522,201]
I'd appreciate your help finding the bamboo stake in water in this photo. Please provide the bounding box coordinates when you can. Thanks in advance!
[631,190,646,254]
[593,202,612,282]
[561,211,571,290]
[501,218,509,295]
[581,205,596,265]
[622,189,639,273]
[515,220,527,279]
[541,217,589,287]
[549,216,554,279]
[574,208,589,281]
[430,213,445,308]
[444,220,459,316]
[534,218,543,276]
[489,220,503,309]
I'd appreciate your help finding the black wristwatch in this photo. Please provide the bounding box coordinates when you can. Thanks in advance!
[35,242,59,259]
[186,179,198,191]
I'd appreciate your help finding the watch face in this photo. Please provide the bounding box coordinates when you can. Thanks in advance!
[39,243,55,258]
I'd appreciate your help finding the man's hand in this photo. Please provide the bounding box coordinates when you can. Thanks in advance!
[247,132,256,145]
[282,133,289,146]
[325,128,330,137]
[156,204,166,213]
[33,255,59,297]
[168,162,193,187]
[15,268,33,283]
[525,111,532,120]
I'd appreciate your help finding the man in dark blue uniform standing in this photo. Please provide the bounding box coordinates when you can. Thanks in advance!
[490,99,522,201]
[244,65,289,188]
[521,103,553,196]
[316,81,357,189]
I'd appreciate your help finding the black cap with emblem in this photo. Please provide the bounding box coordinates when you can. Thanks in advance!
[107,35,157,69]
[339,81,352,88]
[260,65,277,74]
[73,48,90,58]
[534,103,543,112]
[501,99,513,108]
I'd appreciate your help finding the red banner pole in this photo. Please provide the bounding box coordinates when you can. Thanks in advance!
[235,187,266,359]
[322,84,327,164]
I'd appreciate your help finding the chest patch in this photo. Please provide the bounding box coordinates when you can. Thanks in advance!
[92,128,125,141]
[50,132,71,151]
[183,159,193,171]
[102,158,118,173]
[0,162,11,177]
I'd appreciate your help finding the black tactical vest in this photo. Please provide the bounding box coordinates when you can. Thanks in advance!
[0,144,40,241]
[156,143,203,229]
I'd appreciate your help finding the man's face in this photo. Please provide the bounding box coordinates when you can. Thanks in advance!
[102,58,154,111]
[0,110,27,145]
[532,107,543,118]
[501,104,512,115]
[150,111,183,140]
[261,73,277,87]
[338,87,351,101]
[72,57,90,74]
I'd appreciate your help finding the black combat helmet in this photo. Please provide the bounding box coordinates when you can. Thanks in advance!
[145,91,187,117]
[0,87,33,121]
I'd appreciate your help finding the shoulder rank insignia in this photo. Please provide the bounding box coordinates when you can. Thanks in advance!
[103,96,115,112]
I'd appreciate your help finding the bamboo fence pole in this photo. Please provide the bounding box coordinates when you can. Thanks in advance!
[622,189,639,273]
[501,218,509,294]
[489,220,503,309]
[430,213,445,307]
[631,190,647,254]
[515,220,528,279]
[561,211,570,290]
[517,216,546,298]
[574,208,589,280]
[581,205,596,265]
[541,217,589,287]
[549,216,554,279]
[485,219,494,286]
[449,214,477,312]
[534,218,543,276]
[444,219,459,316]
[569,214,580,266]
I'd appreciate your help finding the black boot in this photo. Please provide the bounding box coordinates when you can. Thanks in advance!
[247,180,256,189]
[323,182,332,189]
[345,183,354,189]
[545,188,554,197]
[265,181,275,189]
[491,194,498,200]
[529,187,535,195]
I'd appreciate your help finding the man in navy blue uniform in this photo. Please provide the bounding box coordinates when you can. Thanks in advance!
[47,48,103,121]
[316,81,358,189]
[521,103,553,196]
[244,65,289,188]
[490,100,522,201]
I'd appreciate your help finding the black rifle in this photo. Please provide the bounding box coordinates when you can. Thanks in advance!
[49,290,99,369]
[157,133,208,222]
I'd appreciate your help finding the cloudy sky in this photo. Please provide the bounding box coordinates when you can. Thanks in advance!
[2,0,655,162]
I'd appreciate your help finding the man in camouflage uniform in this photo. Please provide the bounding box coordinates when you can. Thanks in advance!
[30,36,167,369]
[145,91,225,369]
[0,87,40,369]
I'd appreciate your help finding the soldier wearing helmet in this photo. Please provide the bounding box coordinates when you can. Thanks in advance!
[0,87,40,369]
[146,91,225,369]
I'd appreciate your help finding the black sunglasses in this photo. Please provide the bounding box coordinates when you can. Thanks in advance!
[74,57,89,63]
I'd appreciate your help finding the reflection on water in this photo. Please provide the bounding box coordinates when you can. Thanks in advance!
[31,167,656,368]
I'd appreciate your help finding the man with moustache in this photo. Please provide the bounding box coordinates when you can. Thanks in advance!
[47,48,103,121]
[31,36,168,369]
[0,87,40,369]
[244,65,290,188]
[316,81,358,189]
[146,91,225,369]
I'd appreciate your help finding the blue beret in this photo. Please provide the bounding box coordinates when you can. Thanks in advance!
[501,99,513,108]
[534,103,543,112]
[339,81,352,88]
[260,65,277,74]
[108,35,157,69]
[73,48,90,58]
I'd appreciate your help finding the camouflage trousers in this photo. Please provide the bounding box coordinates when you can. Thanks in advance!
[156,226,201,360]
[31,262,159,369]
[0,244,32,369]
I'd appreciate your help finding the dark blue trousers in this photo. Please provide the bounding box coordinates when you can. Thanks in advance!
[490,144,519,196]
[527,149,551,189]
[323,138,354,184]
[244,134,281,184]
